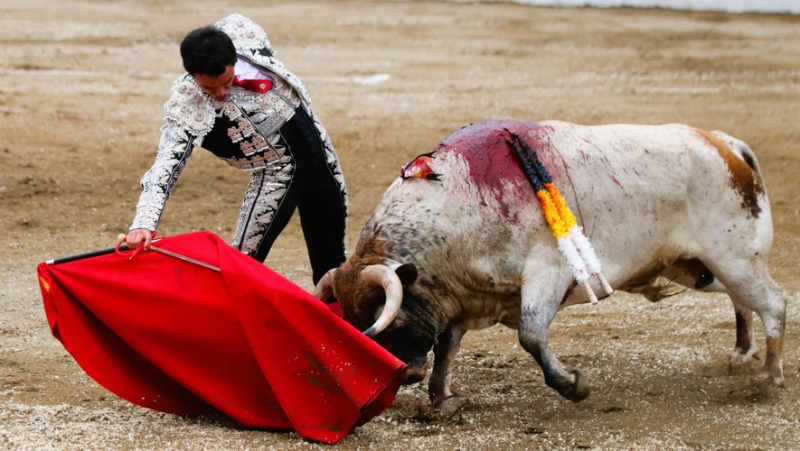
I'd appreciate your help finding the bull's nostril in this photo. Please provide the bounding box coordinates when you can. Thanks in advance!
[403,373,425,385]
[403,366,428,385]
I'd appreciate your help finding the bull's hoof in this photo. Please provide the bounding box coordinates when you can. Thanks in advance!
[757,366,785,387]
[730,347,759,365]
[557,369,591,402]
[434,395,464,419]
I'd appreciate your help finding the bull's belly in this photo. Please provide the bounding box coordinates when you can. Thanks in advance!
[455,291,523,330]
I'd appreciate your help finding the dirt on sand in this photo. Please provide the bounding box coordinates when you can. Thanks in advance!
[1,0,799,449]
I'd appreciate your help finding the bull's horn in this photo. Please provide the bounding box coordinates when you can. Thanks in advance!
[361,265,403,337]
[312,269,336,302]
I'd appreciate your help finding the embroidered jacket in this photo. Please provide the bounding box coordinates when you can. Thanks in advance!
[130,14,347,233]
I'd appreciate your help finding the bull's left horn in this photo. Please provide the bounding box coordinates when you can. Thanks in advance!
[313,269,336,302]
[361,265,403,337]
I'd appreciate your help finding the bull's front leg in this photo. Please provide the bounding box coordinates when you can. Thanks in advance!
[428,324,465,416]
[518,262,590,402]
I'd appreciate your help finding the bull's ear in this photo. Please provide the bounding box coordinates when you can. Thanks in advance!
[395,263,418,286]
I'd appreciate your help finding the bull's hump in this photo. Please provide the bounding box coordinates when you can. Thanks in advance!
[435,119,553,190]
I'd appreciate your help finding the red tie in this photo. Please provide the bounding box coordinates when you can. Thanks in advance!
[232,75,272,93]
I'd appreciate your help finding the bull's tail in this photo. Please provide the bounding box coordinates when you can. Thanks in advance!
[504,130,614,303]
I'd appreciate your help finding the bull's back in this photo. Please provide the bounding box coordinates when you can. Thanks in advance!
[428,120,703,227]
[437,119,715,194]
[433,119,765,226]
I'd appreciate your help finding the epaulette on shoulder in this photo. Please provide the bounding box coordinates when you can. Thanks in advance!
[215,13,275,57]
[163,75,215,136]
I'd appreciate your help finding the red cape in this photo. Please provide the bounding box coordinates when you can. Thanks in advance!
[36,231,405,444]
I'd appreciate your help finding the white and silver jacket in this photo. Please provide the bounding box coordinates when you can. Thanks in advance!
[130,13,347,233]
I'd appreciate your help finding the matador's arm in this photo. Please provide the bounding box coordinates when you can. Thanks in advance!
[129,119,197,231]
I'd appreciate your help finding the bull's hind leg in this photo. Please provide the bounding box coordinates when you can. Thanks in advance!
[518,260,590,402]
[661,260,758,362]
[707,258,787,384]
[731,303,759,362]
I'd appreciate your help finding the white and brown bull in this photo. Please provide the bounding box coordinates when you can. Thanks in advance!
[314,119,787,411]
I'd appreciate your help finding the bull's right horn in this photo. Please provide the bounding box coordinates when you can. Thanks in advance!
[312,268,336,302]
[361,265,403,337]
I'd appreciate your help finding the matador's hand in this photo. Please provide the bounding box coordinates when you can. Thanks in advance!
[124,229,153,250]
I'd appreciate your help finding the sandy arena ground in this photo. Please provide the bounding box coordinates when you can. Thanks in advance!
[1,0,799,449]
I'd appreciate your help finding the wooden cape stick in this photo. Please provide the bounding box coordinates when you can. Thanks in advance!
[46,235,221,273]
[46,244,129,265]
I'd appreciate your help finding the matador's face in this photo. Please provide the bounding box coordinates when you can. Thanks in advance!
[194,65,235,102]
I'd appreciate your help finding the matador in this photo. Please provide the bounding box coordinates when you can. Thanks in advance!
[127,14,347,284]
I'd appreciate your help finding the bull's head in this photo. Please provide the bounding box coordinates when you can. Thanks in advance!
[313,262,438,383]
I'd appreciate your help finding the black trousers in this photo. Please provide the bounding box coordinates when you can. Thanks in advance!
[245,108,347,285]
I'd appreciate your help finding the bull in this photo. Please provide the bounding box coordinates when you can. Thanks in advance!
[314,119,787,411]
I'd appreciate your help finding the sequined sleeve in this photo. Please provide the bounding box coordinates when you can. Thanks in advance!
[129,119,197,231]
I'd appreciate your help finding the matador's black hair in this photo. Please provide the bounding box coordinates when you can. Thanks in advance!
[179,26,237,76]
